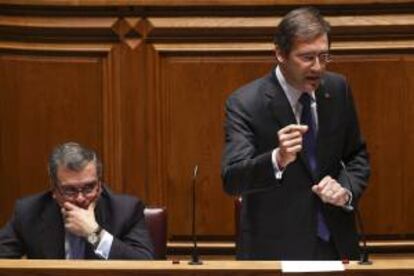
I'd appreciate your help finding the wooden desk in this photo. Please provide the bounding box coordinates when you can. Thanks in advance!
[0,259,414,275]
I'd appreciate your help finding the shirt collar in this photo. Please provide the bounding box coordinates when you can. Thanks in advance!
[275,65,316,107]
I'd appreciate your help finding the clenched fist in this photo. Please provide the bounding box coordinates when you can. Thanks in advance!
[276,124,308,168]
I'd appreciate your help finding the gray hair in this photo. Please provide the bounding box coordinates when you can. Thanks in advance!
[274,7,331,54]
[48,142,102,185]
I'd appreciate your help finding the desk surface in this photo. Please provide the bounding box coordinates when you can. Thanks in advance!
[0,259,414,275]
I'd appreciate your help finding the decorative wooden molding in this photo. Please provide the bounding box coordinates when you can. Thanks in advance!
[0,15,119,42]
[1,14,413,43]
[148,14,414,31]
[0,40,124,192]
[151,40,414,55]
[101,45,124,192]
[112,17,144,42]
[144,45,168,205]
[0,41,114,53]
[0,16,117,28]
[146,14,414,41]
[332,40,414,52]
[0,0,413,6]
[1,0,414,241]
[152,43,273,53]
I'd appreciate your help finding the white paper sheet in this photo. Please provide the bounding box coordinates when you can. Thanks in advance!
[281,261,345,273]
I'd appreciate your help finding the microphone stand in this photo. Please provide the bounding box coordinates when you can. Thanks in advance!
[189,165,202,265]
[355,205,372,265]
[340,161,372,265]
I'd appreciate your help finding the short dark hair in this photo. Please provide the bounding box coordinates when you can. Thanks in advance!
[48,142,102,185]
[274,7,331,54]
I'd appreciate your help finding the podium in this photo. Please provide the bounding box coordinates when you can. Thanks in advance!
[0,259,414,275]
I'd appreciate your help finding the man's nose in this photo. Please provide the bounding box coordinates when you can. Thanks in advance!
[74,191,86,201]
[311,56,323,71]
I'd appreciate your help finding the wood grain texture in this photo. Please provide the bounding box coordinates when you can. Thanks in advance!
[0,2,414,245]
[329,56,412,235]
[0,54,103,220]
[152,52,273,236]
[0,259,414,276]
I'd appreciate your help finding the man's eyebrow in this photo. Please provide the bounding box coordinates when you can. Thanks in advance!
[61,180,97,186]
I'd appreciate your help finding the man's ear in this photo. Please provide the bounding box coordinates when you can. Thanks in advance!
[49,176,54,191]
[275,46,286,64]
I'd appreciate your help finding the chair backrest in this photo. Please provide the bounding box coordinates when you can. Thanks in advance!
[144,206,167,259]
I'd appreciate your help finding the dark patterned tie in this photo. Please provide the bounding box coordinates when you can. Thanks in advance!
[67,232,85,259]
[299,93,330,242]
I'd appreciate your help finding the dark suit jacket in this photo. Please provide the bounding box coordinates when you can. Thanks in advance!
[0,186,154,259]
[222,69,370,260]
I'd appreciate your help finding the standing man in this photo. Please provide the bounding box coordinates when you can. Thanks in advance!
[0,142,154,259]
[222,7,370,260]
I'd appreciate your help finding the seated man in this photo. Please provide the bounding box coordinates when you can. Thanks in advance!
[0,142,154,259]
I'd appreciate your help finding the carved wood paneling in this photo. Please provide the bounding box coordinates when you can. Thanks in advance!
[0,54,104,223]
[0,41,131,228]
[330,56,414,235]
[116,43,148,200]
[146,14,414,41]
[148,43,275,236]
[1,2,414,243]
[149,41,414,238]
[402,57,414,234]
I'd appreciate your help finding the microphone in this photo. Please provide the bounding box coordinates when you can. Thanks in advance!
[189,165,202,265]
[340,161,372,265]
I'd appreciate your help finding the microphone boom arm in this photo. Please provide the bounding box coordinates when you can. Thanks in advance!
[340,161,372,265]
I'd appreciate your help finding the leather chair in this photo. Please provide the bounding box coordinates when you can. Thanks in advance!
[144,207,167,259]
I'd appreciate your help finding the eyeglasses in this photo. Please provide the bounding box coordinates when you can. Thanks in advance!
[296,52,332,65]
[55,180,99,198]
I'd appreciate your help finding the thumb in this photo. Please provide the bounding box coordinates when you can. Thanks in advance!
[299,124,309,134]
[311,185,320,193]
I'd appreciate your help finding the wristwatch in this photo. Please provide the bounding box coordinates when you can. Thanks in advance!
[87,225,102,248]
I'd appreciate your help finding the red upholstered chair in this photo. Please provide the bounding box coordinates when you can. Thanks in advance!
[144,207,167,259]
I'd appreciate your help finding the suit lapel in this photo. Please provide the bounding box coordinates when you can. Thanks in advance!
[95,188,109,231]
[38,188,112,259]
[40,196,65,259]
[265,70,297,127]
[266,70,316,179]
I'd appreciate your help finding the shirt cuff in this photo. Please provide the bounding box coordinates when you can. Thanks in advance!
[342,188,354,211]
[94,229,114,259]
[272,148,284,180]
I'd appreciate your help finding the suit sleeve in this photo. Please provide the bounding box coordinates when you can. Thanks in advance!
[221,95,278,196]
[0,202,25,258]
[108,200,154,260]
[337,82,370,206]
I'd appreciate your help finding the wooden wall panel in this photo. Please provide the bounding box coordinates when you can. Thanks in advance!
[150,50,274,236]
[117,42,149,201]
[0,54,103,223]
[1,1,414,244]
[329,56,411,235]
[0,39,132,225]
[402,58,414,235]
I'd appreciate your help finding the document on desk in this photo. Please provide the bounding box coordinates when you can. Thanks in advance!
[281,261,345,273]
